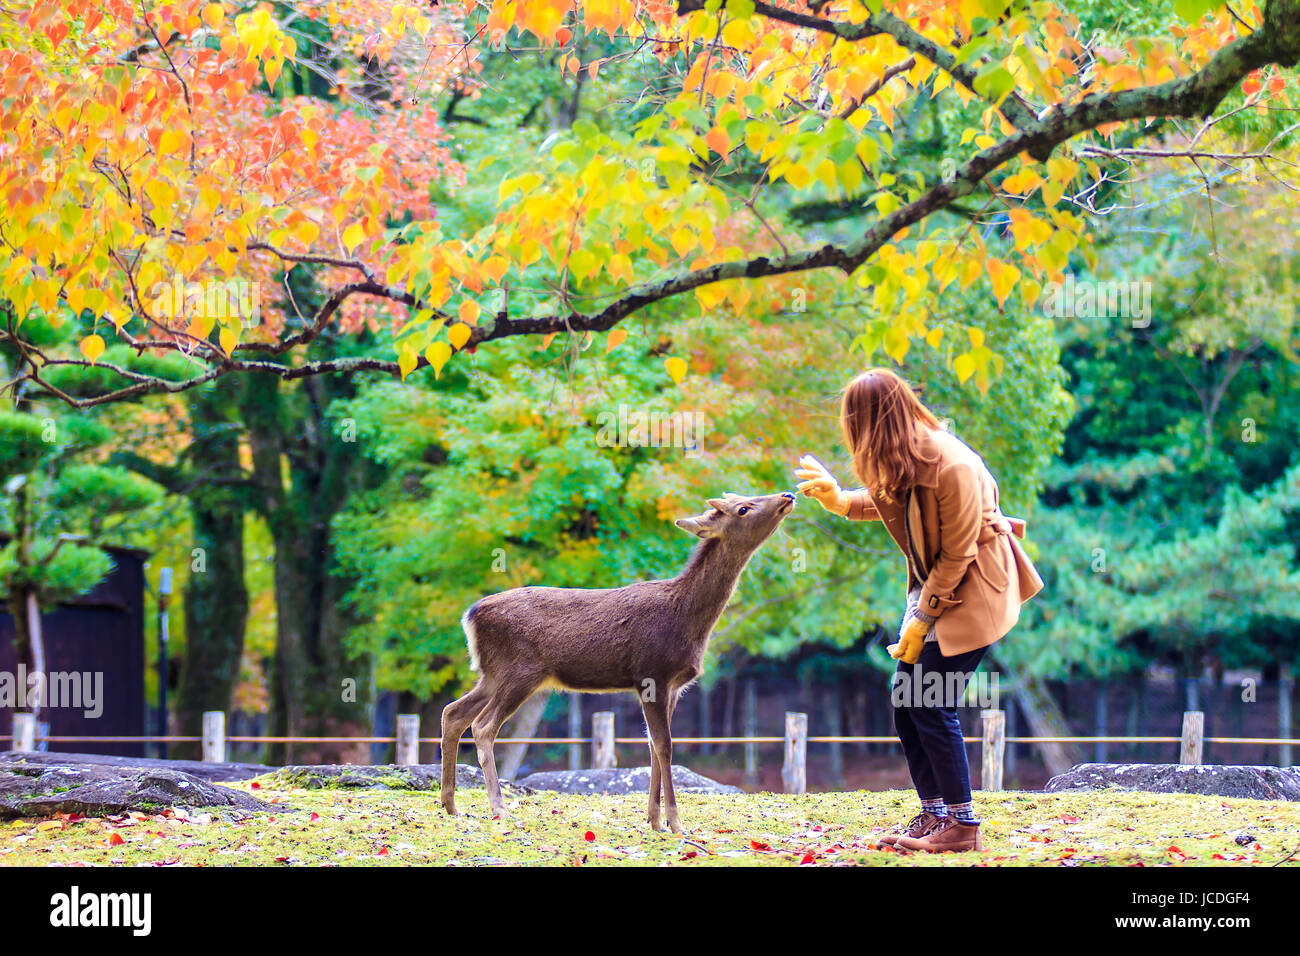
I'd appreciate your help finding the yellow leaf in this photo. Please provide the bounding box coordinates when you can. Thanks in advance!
[458,299,480,326]
[157,129,185,158]
[541,332,557,350]
[953,352,976,383]
[925,328,943,348]
[425,341,451,378]
[398,346,418,380]
[202,4,224,30]
[987,260,1020,308]
[219,327,239,355]
[341,221,366,253]
[785,163,812,190]
[606,328,627,352]
[79,334,105,365]
[669,228,696,257]
[448,323,471,350]
[665,356,687,384]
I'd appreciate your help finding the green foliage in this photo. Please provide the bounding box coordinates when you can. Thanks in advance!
[0,407,163,608]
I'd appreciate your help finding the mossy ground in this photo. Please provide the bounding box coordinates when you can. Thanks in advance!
[2,782,1297,866]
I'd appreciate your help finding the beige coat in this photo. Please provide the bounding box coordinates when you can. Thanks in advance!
[845,428,1043,656]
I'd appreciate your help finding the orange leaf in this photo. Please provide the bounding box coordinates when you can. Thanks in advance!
[705,126,732,161]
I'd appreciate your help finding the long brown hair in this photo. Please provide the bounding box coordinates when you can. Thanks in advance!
[841,368,942,503]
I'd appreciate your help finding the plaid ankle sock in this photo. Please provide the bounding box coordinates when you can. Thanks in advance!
[947,801,978,824]
[920,797,948,816]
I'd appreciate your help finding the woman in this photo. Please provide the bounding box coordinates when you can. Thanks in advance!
[795,368,1043,853]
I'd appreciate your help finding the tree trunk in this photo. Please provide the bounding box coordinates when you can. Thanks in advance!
[994,655,1083,777]
[497,691,550,779]
[174,481,248,759]
[242,370,374,765]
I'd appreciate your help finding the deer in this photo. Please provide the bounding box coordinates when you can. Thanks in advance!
[439,491,795,833]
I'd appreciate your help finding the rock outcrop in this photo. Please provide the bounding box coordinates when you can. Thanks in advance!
[516,765,742,795]
[1044,763,1300,801]
[0,759,269,819]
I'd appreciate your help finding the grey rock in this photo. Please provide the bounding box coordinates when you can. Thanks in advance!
[1044,763,1300,801]
[516,765,742,795]
[0,750,271,783]
[0,764,270,819]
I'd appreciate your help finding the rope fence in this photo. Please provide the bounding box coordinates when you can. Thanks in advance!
[6,708,1299,793]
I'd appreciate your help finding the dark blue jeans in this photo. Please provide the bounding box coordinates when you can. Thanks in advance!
[890,641,988,806]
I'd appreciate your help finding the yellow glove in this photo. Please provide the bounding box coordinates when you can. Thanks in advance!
[795,455,850,516]
[888,617,930,665]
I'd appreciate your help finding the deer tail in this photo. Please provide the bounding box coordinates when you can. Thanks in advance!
[461,603,481,673]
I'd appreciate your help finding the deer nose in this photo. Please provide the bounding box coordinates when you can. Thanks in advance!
[780,492,796,500]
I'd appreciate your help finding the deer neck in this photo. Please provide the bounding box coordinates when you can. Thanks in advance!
[673,536,754,627]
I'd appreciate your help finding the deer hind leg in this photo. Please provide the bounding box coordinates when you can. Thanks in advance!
[471,678,539,818]
[440,682,491,815]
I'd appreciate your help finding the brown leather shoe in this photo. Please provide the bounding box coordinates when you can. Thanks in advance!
[877,811,945,847]
[895,816,983,852]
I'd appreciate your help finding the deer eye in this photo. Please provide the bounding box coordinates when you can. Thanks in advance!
[737,506,750,516]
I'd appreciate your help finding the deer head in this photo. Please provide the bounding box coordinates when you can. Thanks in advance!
[674,491,795,549]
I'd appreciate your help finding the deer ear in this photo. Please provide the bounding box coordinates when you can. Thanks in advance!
[706,497,730,513]
[675,514,718,538]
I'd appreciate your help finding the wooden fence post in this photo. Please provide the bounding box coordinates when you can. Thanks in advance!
[202,710,225,763]
[1180,711,1204,765]
[395,714,420,766]
[1094,681,1108,763]
[981,709,1005,792]
[592,712,615,769]
[743,679,758,787]
[782,712,807,795]
[11,713,35,753]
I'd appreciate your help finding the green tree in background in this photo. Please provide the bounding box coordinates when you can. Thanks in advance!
[0,408,161,724]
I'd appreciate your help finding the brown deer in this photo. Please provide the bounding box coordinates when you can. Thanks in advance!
[439,491,795,832]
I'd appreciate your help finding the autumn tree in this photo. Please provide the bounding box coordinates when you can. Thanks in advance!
[3,0,1299,403]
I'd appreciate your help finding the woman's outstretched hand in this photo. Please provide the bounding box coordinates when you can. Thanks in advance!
[795,455,851,516]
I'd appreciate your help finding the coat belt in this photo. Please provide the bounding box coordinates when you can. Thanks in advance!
[977,514,1016,546]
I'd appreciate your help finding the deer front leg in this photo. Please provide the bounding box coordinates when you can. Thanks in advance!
[641,698,665,831]
[641,697,680,834]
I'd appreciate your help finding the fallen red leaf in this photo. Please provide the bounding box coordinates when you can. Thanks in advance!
[108,833,125,846]
[584,831,595,842]
[750,840,772,851]
[1061,815,1079,823]
[377,847,389,855]
[309,812,320,821]
[249,782,261,789]
[800,853,816,865]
